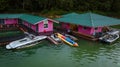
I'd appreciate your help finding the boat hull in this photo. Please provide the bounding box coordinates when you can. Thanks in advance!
[99,34,119,43]
[6,36,47,49]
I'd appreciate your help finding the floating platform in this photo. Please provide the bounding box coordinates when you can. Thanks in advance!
[47,36,59,45]
[0,41,10,46]
[71,31,98,41]
[56,33,78,47]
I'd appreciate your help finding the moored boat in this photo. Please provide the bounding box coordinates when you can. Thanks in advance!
[50,34,62,43]
[56,33,78,47]
[64,33,78,41]
[6,35,47,49]
[99,30,119,43]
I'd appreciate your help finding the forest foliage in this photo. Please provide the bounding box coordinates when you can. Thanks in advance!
[0,0,120,17]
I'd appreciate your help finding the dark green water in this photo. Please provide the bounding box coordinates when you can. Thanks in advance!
[0,39,120,67]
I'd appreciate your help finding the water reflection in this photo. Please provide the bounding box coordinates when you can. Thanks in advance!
[0,47,36,58]
[0,40,64,60]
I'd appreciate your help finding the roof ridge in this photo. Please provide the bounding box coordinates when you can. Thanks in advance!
[89,12,94,27]
[0,13,47,24]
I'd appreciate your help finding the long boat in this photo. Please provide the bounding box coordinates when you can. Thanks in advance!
[6,35,47,49]
[56,33,78,47]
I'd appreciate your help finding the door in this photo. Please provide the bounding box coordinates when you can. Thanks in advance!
[18,19,23,24]
[70,24,78,31]
[0,19,4,24]
[36,24,38,32]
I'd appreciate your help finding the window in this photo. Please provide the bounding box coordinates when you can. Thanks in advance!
[18,19,23,24]
[83,27,87,30]
[36,24,38,32]
[94,27,98,30]
[19,39,27,42]
[44,24,48,28]
[0,19,4,24]
[29,24,31,28]
[43,19,48,28]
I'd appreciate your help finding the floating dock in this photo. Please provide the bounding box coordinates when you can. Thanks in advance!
[71,31,98,41]
[19,27,28,33]
[47,36,59,45]
[0,41,10,46]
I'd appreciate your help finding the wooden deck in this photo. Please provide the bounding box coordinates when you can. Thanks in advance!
[0,33,25,46]
[54,27,98,41]
[71,31,98,41]
[47,36,59,45]
[0,41,10,46]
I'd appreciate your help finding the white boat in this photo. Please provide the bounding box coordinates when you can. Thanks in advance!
[107,30,119,35]
[50,34,62,43]
[6,35,47,49]
[99,30,119,43]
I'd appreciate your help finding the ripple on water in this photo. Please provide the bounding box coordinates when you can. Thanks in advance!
[0,40,120,67]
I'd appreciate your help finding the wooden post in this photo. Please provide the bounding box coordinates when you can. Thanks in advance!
[16,24,19,27]
[7,25,9,28]
[1,25,2,29]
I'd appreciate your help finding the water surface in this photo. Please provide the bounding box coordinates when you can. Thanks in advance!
[0,39,120,67]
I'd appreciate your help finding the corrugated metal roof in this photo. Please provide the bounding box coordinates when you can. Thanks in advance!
[55,12,120,27]
[62,12,80,17]
[19,14,46,24]
[0,14,22,18]
[0,14,46,24]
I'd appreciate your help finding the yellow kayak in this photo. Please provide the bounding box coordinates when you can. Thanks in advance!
[56,33,78,47]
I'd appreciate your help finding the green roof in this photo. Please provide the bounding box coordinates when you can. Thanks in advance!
[19,14,46,24]
[0,14,46,24]
[61,12,80,17]
[55,12,120,27]
[0,14,22,18]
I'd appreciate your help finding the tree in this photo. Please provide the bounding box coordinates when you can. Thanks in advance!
[111,0,120,12]
[0,0,9,12]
